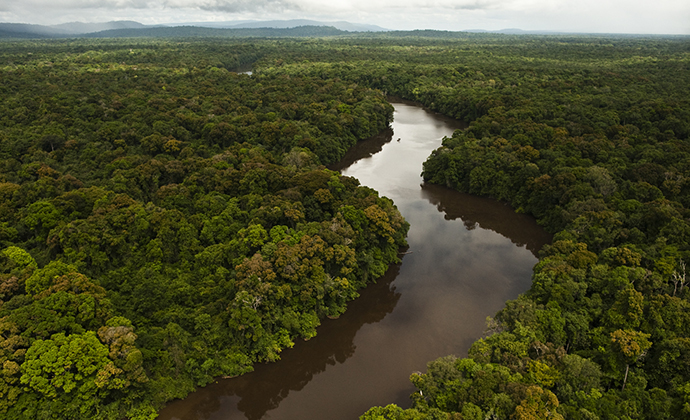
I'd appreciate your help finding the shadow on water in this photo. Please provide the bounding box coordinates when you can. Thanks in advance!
[158,100,550,420]
[158,263,402,420]
[420,183,553,257]
[329,127,394,172]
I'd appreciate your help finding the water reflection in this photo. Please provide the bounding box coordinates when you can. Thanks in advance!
[420,183,552,257]
[329,128,394,172]
[158,100,549,420]
[159,264,402,420]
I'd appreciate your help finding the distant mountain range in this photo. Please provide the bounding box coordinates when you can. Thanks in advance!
[178,19,389,32]
[82,25,351,39]
[0,21,147,38]
[0,19,642,39]
[0,19,390,39]
[51,20,148,34]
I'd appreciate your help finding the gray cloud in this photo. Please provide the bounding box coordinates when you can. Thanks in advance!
[10,0,155,11]
[188,0,303,13]
[373,0,502,10]
[0,0,687,34]
[450,0,501,10]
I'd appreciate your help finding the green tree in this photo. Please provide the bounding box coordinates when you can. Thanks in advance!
[610,329,652,391]
[514,386,564,420]
[19,331,113,417]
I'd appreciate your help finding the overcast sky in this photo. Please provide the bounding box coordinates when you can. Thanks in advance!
[1,0,688,34]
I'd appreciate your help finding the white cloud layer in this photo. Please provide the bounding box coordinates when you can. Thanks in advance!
[0,0,688,34]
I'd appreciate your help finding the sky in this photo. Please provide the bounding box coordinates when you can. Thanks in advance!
[0,0,689,34]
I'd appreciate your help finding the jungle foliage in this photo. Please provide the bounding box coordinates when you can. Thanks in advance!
[0,38,405,419]
[2,33,690,419]
[238,34,690,419]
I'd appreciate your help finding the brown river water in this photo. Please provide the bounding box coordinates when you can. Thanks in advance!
[158,100,552,420]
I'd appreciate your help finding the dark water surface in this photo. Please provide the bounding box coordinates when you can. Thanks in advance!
[158,100,551,420]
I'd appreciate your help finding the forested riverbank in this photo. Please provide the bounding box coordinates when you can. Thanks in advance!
[1,35,690,419]
[0,39,405,419]
[238,35,690,419]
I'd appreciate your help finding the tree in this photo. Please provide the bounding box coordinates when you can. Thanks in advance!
[1,246,37,272]
[513,386,564,420]
[19,331,113,417]
[671,259,686,297]
[610,329,652,391]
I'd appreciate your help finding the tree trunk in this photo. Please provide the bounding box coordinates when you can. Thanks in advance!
[621,363,629,391]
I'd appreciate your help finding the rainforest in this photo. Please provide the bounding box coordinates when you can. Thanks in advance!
[1,33,689,420]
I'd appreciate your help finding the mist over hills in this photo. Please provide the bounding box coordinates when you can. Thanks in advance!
[0,19,390,39]
[0,19,579,39]
[51,20,147,34]
[179,19,389,32]
[0,19,669,39]
[82,25,350,38]
[0,20,147,38]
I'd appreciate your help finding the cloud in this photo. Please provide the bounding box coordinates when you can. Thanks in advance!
[6,0,517,14]
[0,0,687,33]
[12,0,155,11]
[449,1,500,11]
[347,0,503,12]
[163,0,304,13]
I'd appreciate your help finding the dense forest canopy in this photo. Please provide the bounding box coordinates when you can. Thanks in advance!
[0,38,405,419]
[1,34,689,419]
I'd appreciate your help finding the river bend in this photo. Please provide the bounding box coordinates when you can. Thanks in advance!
[158,99,551,420]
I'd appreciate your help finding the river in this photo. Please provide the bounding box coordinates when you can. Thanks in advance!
[157,99,551,420]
